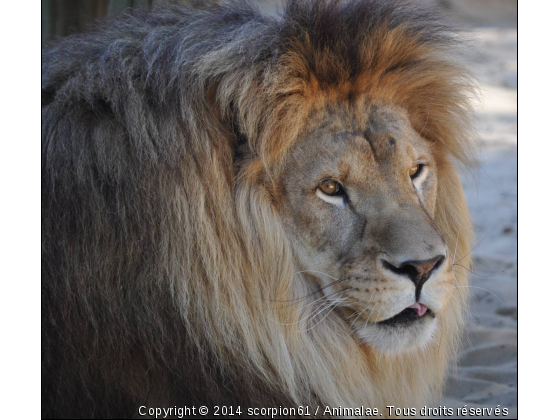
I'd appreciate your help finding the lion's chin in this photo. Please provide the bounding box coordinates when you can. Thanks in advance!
[354,316,438,354]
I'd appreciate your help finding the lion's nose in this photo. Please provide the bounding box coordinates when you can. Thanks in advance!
[381,255,445,287]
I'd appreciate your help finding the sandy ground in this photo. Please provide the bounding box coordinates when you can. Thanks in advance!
[438,21,518,419]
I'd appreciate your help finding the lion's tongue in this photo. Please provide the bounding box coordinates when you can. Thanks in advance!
[408,302,428,317]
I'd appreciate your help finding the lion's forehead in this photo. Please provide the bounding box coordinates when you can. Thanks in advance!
[290,103,427,185]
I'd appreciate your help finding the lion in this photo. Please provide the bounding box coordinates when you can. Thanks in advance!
[42,0,475,418]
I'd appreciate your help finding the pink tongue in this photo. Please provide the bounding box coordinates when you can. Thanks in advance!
[408,302,428,317]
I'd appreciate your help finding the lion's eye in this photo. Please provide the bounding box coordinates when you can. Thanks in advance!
[409,164,423,179]
[318,180,342,196]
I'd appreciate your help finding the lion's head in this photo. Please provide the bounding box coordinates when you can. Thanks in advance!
[277,102,452,353]
[42,0,475,417]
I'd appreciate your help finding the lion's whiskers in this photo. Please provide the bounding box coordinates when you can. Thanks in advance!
[360,302,381,333]
[453,233,489,265]
[453,284,503,304]
[447,285,471,314]
[451,274,503,304]
[294,270,340,281]
[276,289,338,326]
[275,286,351,328]
[452,235,459,265]
[349,285,379,331]
[271,271,349,307]
[297,295,350,333]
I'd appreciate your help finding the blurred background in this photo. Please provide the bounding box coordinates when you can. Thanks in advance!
[41,0,517,417]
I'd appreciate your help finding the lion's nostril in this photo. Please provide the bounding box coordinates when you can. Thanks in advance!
[382,255,445,286]
[382,260,417,281]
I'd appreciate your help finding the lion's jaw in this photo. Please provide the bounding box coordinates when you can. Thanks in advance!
[275,102,455,354]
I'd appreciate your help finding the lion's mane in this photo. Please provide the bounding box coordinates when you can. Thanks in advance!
[42,1,474,417]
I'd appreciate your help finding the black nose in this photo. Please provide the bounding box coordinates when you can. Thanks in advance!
[382,255,445,288]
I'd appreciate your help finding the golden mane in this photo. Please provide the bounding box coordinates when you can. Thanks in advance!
[42,1,474,417]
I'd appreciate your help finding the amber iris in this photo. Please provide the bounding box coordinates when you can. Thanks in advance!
[319,180,340,195]
[409,165,420,177]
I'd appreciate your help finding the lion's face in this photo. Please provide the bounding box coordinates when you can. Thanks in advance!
[275,102,454,353]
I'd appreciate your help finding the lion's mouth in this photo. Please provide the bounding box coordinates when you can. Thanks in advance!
[378,303,434,327]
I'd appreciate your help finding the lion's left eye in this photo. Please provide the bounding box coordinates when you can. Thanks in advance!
[409,164,424,179]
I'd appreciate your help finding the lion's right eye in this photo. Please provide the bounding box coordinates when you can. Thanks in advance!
[318,180,342,196]
[316,179,347,208]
